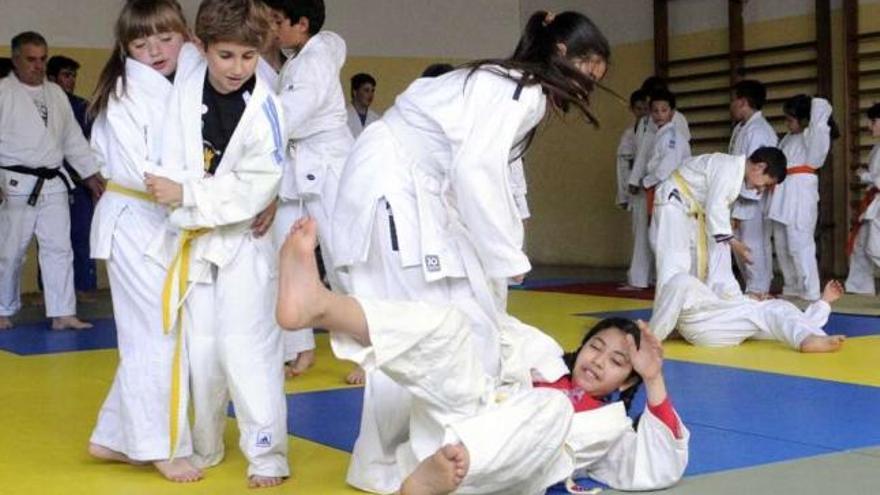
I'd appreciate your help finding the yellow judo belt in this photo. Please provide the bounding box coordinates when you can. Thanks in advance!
[106,181,157,203]
[162,227,209,458]
[671,171,708,281]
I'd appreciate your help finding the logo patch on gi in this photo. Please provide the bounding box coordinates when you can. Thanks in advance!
[9,179,17,187]
[256,431,272,448]
[668,139,676,149]
[425,255,441,272]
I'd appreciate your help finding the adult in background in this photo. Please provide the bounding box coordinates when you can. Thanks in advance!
[0,32,103,330]
[47,55,98,302]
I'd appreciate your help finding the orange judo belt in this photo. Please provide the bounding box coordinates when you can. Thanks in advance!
[847,187,878,257]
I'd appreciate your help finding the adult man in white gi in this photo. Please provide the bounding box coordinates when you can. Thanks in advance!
[0,32,103,330]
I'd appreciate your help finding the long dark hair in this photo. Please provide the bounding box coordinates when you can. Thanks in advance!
[463,10,610,155]
[563,317,643,413]
[782,93,840,140]
[89,0,188,119]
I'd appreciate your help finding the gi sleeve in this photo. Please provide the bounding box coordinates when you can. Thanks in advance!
[616,128,636,206]
[803,97,832,169]
[588,406,690,491]
[278,53,330,139]
[643,127,688,189]
[508,157,530,220]
[704,156,742,238]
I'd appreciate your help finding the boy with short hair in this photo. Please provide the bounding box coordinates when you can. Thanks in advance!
[728,79,778,298]
[143,0,288,487]
[641,89,691,194]
[651,147,787,299]
[347,72,381,138]
[262,0,355,377]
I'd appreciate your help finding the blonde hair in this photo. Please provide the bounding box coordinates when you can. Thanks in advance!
[195,0,271,50]
[89,0,189,118]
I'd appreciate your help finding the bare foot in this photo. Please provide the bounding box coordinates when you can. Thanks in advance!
[0,316,12,330]
[88,443,148,466]
[821,280,844,304]
[248,475,284,488]
[345,366,366,385]
[154,458,203,483]
[284,349,316,379]
[800,334,846,353]
[276,218,328,330]
[400,444,469,495]
[51,315,93,330]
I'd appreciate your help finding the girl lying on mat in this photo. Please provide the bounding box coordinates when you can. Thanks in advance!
[276,217,689,495]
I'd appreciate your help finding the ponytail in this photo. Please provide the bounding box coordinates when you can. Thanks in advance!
[463,10,611,141]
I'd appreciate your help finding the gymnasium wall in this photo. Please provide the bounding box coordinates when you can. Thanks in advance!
[3,1,880,294]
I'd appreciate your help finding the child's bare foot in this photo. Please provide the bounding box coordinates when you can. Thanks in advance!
[88,443,148,465]
[0,316,12,330]
[821,280,844,304]
[248,475,284,489]
[345,366,366,385]
[51,315,93,330]
[800,334,845,353]
[399,444,469,495]
[277,218,328,330]
[154,458,203,483]
[284,349,316,379]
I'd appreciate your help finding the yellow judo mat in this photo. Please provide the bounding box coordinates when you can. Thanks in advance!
[1,288,878,494]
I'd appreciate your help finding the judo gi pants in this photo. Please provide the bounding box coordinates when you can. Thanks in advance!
[0,192,76,317]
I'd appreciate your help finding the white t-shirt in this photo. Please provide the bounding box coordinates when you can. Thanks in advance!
[22,83,48,125]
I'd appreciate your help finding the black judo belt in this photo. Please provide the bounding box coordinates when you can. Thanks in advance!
[0,165,73,206]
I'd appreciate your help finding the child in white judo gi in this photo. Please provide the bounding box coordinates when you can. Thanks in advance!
[769,95,835,301]
[0,31,104,330]
[845,103,880,294]
[618,89,649,289]
[278,217,690,495]
[652,148,788,299]
[625,79,691,290]
[331,10,611,493]
[641,88,691,211]
[729,79,779,298]
[263,0,355,379]
[651,272,845,353]
[615,89,648,211]
[143,0,288,487]
[85,0,203,482]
